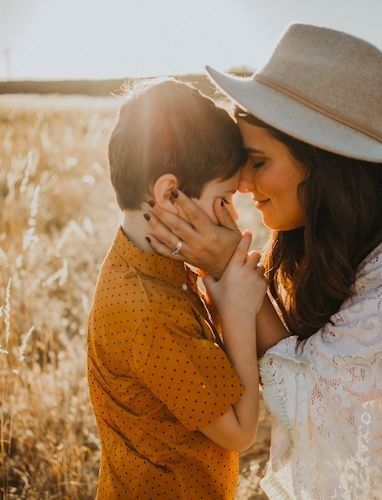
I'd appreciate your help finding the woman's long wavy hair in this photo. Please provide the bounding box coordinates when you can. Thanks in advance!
[236,111,382,340]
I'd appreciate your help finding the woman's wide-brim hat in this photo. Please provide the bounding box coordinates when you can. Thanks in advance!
[206,24,382,163]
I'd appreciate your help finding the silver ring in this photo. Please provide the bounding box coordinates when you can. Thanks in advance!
[171,239,183,256]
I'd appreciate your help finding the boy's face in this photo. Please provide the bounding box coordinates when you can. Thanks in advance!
[191,171,240,224]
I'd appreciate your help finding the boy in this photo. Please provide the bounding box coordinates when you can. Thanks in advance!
[87,79,258,499]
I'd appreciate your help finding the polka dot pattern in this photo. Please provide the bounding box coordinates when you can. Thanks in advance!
[87,228,244,499]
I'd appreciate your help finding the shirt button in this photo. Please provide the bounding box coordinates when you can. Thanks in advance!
[182,283,188,291]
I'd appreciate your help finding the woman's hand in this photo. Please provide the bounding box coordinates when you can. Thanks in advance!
[203,232,268,320]
[145,190,241,279]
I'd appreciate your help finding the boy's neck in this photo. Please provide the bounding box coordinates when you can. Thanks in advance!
[122,210,156,254]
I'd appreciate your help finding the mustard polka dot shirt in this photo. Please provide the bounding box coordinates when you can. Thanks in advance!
[87,228,244,499]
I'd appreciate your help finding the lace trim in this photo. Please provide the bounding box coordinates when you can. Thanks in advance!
[259,355,295,496]
[259,355,291,431]
[260,472,293,500]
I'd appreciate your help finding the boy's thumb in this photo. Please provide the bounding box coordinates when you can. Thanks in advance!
[230,231,252,266]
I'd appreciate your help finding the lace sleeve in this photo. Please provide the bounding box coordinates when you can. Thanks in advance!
[259,244,382,499]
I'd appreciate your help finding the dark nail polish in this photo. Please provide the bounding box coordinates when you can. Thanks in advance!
[148,199,155,207]
[144,213,151,221]
[171,189,179,199]
[145,236,151,243]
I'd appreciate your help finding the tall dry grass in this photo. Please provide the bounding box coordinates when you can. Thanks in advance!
[0,95,119,499]
[0,94,270,499]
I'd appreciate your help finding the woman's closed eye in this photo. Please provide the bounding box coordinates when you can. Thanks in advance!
[251,159,266,169]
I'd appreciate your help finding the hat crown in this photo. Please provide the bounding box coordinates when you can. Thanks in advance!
[257,24,382,140]
[206,23,382,161]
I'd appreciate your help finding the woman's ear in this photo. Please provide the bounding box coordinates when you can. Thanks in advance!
[152,174,179,214]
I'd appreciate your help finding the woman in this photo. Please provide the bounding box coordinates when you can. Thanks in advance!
[144,24,382,498]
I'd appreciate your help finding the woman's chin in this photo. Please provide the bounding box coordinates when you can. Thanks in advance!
[261,215,305,232]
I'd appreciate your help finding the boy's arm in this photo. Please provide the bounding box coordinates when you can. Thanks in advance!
[200,296,287,451]
[200,313,259,452]
[203,290,288,359]
[198,234,267,452]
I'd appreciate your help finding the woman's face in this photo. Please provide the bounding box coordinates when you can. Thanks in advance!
[237,119,307,231]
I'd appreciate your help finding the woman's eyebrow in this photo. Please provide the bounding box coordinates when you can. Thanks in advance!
[245,147,266,154]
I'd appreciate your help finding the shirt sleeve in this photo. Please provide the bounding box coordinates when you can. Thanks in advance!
[260,253,382,430]
[129,315,245,431]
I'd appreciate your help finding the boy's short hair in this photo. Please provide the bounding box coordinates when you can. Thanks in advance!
[109,78,247,210]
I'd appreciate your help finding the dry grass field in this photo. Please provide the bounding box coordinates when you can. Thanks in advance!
[0,94,271,499]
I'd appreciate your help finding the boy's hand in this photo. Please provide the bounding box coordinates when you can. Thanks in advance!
[145,190,241,279]
[200,233,267,452]
[203,232,268,319]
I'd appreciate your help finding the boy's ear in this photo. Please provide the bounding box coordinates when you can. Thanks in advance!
[152,174,179,214]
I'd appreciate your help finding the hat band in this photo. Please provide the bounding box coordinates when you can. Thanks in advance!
[254,73,382,143]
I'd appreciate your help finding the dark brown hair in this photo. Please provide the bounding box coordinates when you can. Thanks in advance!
[236,110,382,340]
[109,79,246,210]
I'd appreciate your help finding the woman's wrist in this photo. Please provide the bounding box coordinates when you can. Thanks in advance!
[202,234,240,278]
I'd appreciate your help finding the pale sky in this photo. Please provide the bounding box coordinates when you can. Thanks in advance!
[0,0,381,80]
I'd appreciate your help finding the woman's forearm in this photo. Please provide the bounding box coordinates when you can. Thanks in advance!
[256,294,288,358]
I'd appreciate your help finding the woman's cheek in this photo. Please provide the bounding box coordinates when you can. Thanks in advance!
[255,170,272,198]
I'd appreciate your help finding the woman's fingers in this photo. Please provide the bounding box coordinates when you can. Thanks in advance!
[145,212,189,250]
[147,234,185,261]
[143,192,243,276]
[149,206,196,243]
[213,198,240,231]
[170,190,213,230]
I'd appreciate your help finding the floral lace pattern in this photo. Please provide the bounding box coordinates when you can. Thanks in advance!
[259,243,382,499]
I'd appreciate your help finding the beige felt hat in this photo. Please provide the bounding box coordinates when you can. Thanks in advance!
[206,24,382,163]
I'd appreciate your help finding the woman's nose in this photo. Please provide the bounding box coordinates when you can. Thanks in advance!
[238,167,254,193]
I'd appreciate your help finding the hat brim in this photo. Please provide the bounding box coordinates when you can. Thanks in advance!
[206,65,382,163]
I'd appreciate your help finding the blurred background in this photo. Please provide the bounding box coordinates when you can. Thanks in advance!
[0,1,381,498]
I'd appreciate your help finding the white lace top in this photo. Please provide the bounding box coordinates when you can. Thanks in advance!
[259,243,382,500]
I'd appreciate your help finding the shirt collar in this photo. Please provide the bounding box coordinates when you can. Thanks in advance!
[113,227,197,289]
